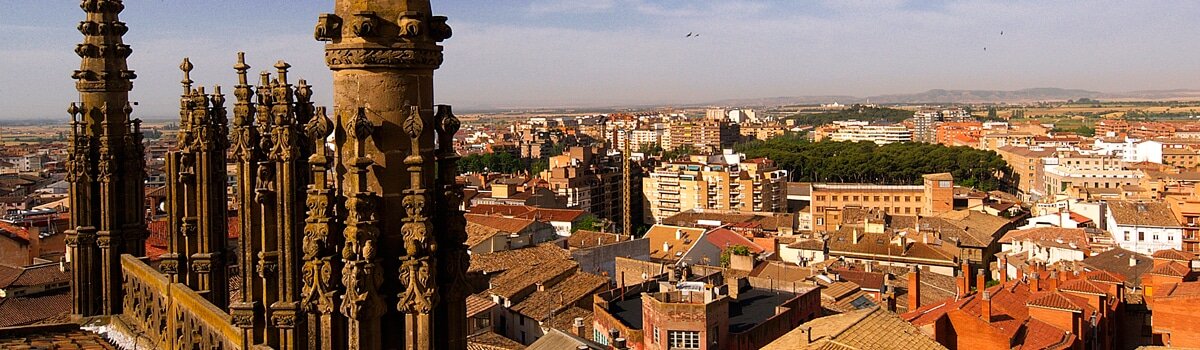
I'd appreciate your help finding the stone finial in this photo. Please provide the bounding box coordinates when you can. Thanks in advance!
[180,57,194,93]
[234,52,250,85]
[274,60,291,84]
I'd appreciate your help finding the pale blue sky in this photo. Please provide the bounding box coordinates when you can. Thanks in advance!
[2,1,1200,119]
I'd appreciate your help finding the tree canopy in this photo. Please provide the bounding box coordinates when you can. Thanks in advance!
[787,105,914,126]
[458,152,523,174]
[734,136,1013,191]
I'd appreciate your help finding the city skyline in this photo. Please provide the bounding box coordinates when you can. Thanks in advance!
[4,0,1200,119]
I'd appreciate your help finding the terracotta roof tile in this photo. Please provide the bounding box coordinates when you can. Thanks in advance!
[1026,291,1090,313]
[1079,248,1148,285]
[703,228,764,253]
[0,325,116,349]
[1152,249,1196,262]
[766,307,946,350]
[466,214,540,234]
[1148,261,1190,278]
[466,294,497,318]
[0,291,71,327]
[645,225,706,261]
[511,272,608,320]
[566,230,627,249]
[1160,281,1200,298]
[1019,318,1073,350]
[0,262,68,289]
[1107,200,1181,228]
[467,331,526,350]
[1058,279,1108,296]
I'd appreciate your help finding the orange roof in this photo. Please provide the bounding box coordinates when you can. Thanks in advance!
[1152,249,1196,262]
[1148,261,1190,277]
[703,228,763,253]
[0,220,31,242]
[465,214,539,234]
[1057,279,1108,296]
[645,225,706,261]
[1026,291,1093,314]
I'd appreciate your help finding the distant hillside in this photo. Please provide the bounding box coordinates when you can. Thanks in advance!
[704,88,1200,107]
[867,88,1102,104]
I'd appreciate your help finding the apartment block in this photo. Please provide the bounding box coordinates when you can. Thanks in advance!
[643,152,787,224]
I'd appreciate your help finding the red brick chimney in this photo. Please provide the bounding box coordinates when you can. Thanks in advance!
[27,226,41,265]
[1048,271,1059,291]
[956,262,970,298]
[998,256,1008,284]
[1030,271,1041,292]
[976,269,986,294]
[908,265,921,309]
[572,317,585,338]
[981,291,992,323]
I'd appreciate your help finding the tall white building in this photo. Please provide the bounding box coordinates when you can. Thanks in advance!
[827,121,912,145]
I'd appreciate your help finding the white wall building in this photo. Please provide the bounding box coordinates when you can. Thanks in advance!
[1105,200,1183,254]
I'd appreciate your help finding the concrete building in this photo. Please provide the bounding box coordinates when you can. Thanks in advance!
[666,119,740,153]
[643,151,787,224]
[994,146,1057,200]
[541,146,643,230]
[827,121,913,145]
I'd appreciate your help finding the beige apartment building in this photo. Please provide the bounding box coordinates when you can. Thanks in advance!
[994,146,1056,199]
[666,119,740,153]
[806,173,955,232]
[643,152,788,224]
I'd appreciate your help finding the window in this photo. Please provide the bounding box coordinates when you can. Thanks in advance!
[816,218,825,226]
[668,330,701,349]
[874,196,881,202]
[654,327,660,344]
[852,196,859,202]
[939,180,951,188]
[1139,232,1145,241]
[594,329,609,345]
[1124,233,1130,241]
[816,195,825,201]
[1154,235,1160,241]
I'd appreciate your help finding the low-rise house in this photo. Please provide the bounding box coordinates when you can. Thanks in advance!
[997,227,1112,278]
[0,262,71,327]
[468,204,585,237]
[468,244,609,345]
[1106,200,1184,254]
[465,214,557,255]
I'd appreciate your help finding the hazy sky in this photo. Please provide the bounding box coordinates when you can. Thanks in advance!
[3,0,1200,119]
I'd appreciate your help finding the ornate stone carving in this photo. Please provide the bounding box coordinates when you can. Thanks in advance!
[324,48,443,69]
[351,12,377,37]
[315,13,342,42]
[397,12,423,39]
[429,16,452,42]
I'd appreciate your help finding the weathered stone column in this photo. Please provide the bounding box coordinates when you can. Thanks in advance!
[317,1,467,349]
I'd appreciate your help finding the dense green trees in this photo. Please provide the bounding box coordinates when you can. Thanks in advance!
[458,152,523,174]
[787,105,914,126]
[734,136,1013,191]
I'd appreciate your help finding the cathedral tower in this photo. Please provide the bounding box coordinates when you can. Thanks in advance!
[65,0,147,317]
[316,1,468,349]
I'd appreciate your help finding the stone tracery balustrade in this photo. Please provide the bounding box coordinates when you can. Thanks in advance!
[119,254,242,350]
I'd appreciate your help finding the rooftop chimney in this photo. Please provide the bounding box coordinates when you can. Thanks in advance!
[884,285,897,312]
[956,270,968,299]
[573,317,585,338]
[613,337,628,350]
[977,269,986,294]
[981,291,992,323]
[999,256,1009,284]
[1048,271,1059,291]
[908,265,921,309]
[1130,256,1138,267]
[852,229,860,244]
[1030,271,1041,292]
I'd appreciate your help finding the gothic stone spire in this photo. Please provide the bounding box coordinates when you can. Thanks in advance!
[67,0,146,318]
[317,1,464,349]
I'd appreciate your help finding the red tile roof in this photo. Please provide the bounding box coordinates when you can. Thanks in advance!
[703,228,764,253]
[1152,249,1197,262]
[1149,261,1190,278]
[1057,279,1108,296]
[1026,291,1091,313]
[0,220,32,243]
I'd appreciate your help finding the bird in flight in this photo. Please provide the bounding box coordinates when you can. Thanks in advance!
[1000,31,1004,35]
[686,32,693,37]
